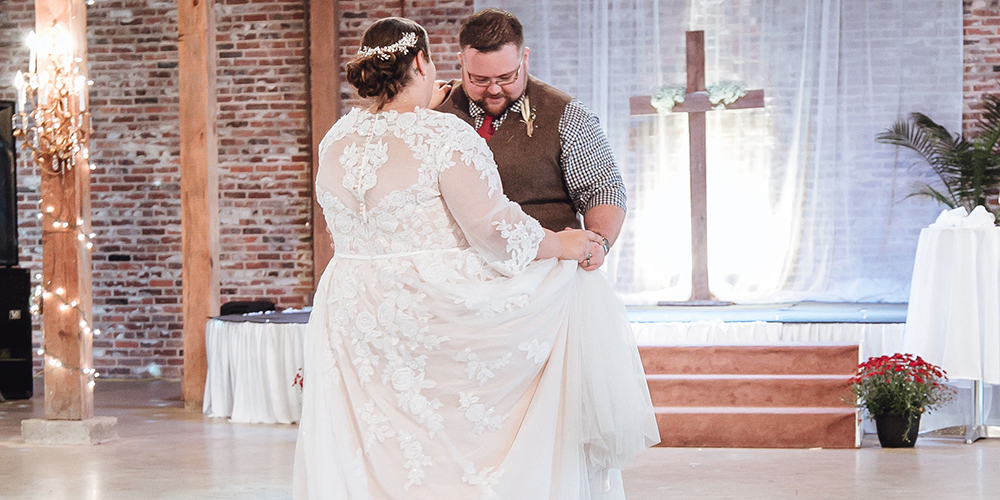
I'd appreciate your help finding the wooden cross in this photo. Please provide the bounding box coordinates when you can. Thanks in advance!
[630,31,764,303]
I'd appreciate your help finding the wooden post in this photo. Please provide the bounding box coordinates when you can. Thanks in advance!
[178,0,219,409]
[35,0,93,420]
[309,0,339,285]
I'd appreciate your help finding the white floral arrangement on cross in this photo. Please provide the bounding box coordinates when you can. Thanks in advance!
[706,80,747,108]
[649,80,749,113]
[650,85,687,113]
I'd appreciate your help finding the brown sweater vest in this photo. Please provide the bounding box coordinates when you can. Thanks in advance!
[437,76,580,231]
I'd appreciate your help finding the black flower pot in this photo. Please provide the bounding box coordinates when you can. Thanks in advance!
[874,413,921,448]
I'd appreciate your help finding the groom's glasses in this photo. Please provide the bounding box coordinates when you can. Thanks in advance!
[464,59,523,88]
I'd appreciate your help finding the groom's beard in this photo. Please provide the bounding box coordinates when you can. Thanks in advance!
[472,90,517,118]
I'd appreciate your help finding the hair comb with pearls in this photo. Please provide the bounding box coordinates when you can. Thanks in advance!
[357,32,419,61]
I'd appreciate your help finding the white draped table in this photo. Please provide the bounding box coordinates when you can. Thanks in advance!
[202,317,307,424]
[904,226,1000,438]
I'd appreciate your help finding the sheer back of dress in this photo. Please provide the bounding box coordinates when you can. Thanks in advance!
[315,108,465,257]
[315,107,545,276]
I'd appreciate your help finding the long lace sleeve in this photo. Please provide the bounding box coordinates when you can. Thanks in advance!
[438,126,545,276]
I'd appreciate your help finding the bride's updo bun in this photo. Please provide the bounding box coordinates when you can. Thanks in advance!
[346,18,430,107]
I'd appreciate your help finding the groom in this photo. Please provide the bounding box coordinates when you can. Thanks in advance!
[435,9,626,271]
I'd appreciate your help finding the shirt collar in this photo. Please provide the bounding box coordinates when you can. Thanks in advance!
[467,93,526,124]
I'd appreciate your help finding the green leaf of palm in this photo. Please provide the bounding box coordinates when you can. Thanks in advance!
[877,102,1000,216]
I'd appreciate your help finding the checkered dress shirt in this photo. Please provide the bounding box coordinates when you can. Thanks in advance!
[468,96,627,214]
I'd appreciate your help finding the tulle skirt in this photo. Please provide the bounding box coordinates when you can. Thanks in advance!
[293,253,658,500]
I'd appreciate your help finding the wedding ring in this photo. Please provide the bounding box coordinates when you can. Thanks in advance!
[587,253,593,260]
[586,258,591,266]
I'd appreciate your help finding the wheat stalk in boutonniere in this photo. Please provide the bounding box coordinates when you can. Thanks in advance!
[520,95,536,137]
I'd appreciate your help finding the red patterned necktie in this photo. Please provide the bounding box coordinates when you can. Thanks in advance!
[477,115,495,141]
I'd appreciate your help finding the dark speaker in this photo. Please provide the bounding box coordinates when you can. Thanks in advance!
[0,101,17,267]
[220,299,275,316]
[0,267,32,400]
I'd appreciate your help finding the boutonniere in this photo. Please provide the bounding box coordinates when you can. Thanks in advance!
[520,95,537,137]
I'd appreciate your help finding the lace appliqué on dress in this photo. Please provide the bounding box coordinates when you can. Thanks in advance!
[518,339,551,364]
[459,392,508,435]
[490,219,545,275]
[397,430,434,491]
[462,462,505,500]
[357,401,396,452]
[341,140,389,204]
[454,349,513,386]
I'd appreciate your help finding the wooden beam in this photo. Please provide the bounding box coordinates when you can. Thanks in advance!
[35,0,93,420]
[309,0,339,286]
[629,90,765,116]
[178,0,219,409]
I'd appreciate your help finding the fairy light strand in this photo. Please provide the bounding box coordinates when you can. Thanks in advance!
[14,22,101,384]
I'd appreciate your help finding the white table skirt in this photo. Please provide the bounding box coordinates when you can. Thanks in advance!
[904,227,1000,384]
[202,319,307,424]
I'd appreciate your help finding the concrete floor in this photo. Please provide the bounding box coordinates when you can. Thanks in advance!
[1,380,999,500]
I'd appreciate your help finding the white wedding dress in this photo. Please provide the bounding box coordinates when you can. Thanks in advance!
[293,107,658,500]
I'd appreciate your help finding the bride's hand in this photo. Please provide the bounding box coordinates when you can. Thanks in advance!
[556,228,602,261]
[429,80,453,109]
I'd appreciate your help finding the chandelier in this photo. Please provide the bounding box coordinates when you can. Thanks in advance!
[11,26,93,174]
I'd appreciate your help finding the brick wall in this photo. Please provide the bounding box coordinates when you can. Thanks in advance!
[0,0,472,379]
[964,0,1000,133]
[0,1,988,377]
[964,0,1000,207]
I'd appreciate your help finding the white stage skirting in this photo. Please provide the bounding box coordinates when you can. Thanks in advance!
[631,320,904,359]
[202,314,1000,434]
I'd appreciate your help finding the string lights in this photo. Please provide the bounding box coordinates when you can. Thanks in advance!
[13,22,100,385]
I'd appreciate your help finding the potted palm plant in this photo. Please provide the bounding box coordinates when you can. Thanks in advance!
[875,94,1000,221]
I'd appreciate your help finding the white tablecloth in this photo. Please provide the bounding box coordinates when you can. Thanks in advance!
[902,227,1000,431]
[202,319,307,424]
[904,227,1000,384]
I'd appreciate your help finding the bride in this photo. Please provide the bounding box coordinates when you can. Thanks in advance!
[293,17,658,500]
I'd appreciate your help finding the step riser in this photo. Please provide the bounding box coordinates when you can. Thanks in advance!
[637,345,860,448]
[647,377,853,408]
[654,411,857,449]
[639,345,859,375]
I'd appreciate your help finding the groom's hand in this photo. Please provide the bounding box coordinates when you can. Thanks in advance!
[579,240,605,271]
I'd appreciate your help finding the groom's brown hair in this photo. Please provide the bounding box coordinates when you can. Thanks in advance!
[459,9,524,53]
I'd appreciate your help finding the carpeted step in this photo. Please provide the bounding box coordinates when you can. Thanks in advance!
[638,344,860,449]
[653,407,858,448]
[639,344,859,375]
[646,374,852,408]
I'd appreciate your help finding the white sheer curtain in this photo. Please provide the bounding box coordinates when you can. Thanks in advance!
[475,0,963,304]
